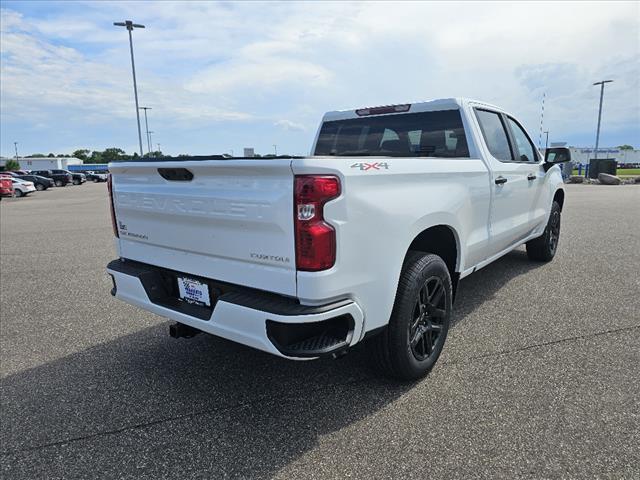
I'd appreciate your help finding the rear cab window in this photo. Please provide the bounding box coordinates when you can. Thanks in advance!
[314,110,469,158]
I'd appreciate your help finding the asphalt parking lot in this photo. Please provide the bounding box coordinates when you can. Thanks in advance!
[1,182,639,479]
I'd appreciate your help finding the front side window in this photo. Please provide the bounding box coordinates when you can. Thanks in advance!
[506,117,538,162]
[475,109,513,161]
[314,110,469,158]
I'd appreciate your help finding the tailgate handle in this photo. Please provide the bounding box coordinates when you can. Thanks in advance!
[158,168,193,181]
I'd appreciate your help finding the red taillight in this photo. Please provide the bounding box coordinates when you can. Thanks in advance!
[107,174,119,238]
[294,175,340,271]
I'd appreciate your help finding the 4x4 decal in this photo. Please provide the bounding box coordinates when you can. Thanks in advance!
[350,162,389,171]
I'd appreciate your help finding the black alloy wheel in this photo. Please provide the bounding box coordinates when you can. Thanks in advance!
[409,277,447,361]
[367,252,452,380]
[547,209,560,256]
[526,200,561,262]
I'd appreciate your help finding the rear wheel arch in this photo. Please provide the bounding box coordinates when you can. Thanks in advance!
[405,225,460,277]
[404,225,460,301]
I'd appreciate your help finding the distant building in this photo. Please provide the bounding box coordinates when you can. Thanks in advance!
[542,147,640,167]
[0,157,83,171]
[567,148,640,166]
[243,147,255,158]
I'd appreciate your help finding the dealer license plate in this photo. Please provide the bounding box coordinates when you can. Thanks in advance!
[177,277,211,307]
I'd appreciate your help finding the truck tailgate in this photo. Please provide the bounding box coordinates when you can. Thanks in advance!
[109,160,296,296]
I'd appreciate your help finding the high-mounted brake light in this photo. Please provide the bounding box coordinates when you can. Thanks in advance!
[355,104,411,116]
[107,174,119,238]
[294,175,340,271]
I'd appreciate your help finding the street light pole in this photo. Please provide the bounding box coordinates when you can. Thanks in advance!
[139,106,152,156]
[13,142,19,161]
[114,20,145,157]
[592,80,613,160]
[157,143,161,157]
[273,144,277,156]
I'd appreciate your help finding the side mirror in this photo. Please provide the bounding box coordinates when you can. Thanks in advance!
[544,147,571,171]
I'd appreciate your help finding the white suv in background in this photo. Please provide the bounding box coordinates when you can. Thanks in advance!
[11,178,36,198]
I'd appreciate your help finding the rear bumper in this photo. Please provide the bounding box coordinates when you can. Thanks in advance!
[107,259,364,359]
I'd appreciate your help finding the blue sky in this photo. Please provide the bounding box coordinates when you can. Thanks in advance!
[1,1,638,158]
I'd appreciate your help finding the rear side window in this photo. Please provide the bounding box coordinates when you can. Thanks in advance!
[506,117,538,162]
[475,110,513,161]
[314,110,469,158]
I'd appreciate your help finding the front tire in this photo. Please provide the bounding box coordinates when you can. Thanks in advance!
[55,180,63,187]
[368,252,452,380]
[526,200,561,262]
[35,183,45,191]
[73,179,80,185]
[14,189,24,198]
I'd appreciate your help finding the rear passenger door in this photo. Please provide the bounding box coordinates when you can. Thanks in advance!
[474,109,538,255]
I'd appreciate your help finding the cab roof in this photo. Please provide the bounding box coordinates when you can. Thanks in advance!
[322,98,505,122]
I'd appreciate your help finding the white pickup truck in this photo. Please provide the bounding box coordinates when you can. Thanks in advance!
[107,98,570,380]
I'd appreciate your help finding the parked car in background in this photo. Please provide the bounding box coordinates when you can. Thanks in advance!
[15,174,54,191]
[0,176,14,199]
[51,170,86,185]
[31,169,72,187]
[11,178,36,197]
[85,171,108,182]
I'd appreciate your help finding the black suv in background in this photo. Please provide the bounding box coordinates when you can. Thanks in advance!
[85,171,108,182]
[52,169,86,185]
[16,174,54,191]
[31,170,72,187]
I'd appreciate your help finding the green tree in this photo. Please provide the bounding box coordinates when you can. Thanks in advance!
[26,153,45,158]
[47,153,55,158]
[86,151,103,164]
[72,149,90,160]
[4,159,20,170]
[102,148,127,162]
[617,145,634,150]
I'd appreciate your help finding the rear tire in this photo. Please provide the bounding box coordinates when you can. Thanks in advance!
[526,200,561,262]
[73,179,80,185]
[55,180,63,187]
[367,252,452,381]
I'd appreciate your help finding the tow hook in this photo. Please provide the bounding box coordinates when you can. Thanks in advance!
[169,322,201,339]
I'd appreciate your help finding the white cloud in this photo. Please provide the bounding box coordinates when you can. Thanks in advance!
[274,119,306,131]
[1,1,638,156]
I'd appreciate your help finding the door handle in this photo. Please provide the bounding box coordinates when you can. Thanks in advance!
[527,174,537,181]
[495,176,507,185]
